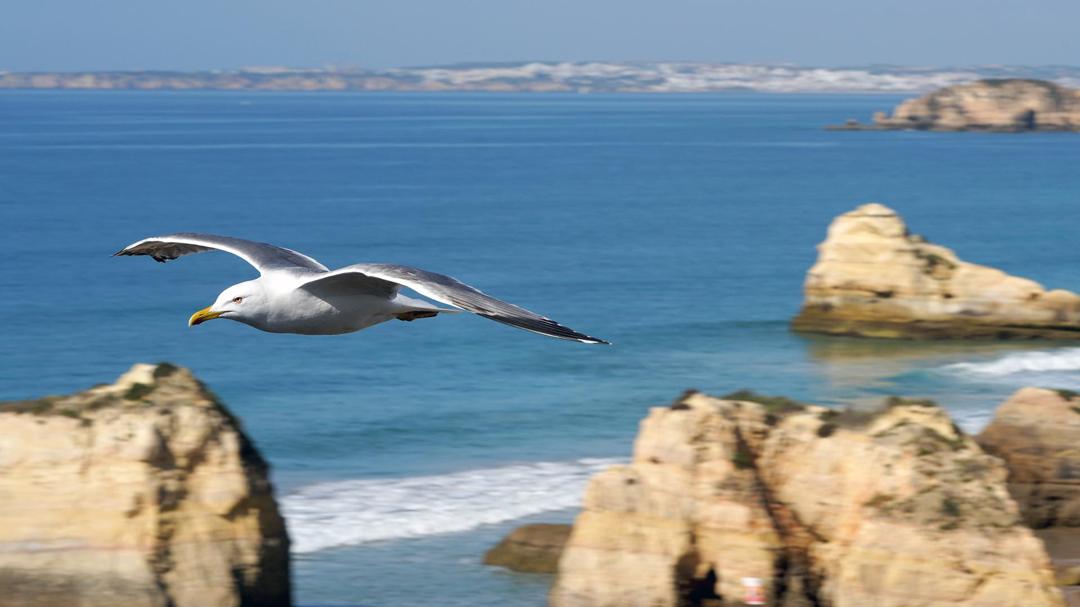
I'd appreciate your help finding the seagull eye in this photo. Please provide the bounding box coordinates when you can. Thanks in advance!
[232,296,244,304]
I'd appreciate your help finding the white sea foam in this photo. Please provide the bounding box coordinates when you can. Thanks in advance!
[966,410,997,430]
[943,348,1080,376]
[282,457,624,554]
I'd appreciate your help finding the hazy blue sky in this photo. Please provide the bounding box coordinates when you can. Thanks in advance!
[3,0,1079,71]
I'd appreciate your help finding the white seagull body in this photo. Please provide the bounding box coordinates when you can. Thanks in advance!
[115,233,608,344]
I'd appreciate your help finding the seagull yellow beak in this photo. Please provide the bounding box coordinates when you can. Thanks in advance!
[188,306,225,327]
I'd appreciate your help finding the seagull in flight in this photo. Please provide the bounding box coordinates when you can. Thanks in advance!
[115,233,608,344]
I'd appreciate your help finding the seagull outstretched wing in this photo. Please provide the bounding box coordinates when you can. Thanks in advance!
[114,233,328,274]
[300,263,609,344]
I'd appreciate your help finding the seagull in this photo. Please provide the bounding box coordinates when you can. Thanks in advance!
[115,233,608,344]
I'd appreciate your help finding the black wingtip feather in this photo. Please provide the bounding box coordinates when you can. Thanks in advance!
[478,314,610,345]
[113,244,174,263]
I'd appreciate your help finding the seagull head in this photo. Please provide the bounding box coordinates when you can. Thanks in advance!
[188,280,265,327]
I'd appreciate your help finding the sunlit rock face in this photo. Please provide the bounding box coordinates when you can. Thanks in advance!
[0,363,290,607]
[792,203,1080,339]
[979,387,1080,595]
[872,79,1080,131]
[979,387,1080,528]
[550,391,1064,607]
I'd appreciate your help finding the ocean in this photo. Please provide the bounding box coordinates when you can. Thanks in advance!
[2,90,1080,606]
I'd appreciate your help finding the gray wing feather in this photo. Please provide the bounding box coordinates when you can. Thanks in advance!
[297,268,400,299]
[302,263,609,344]
[114,233,328,273]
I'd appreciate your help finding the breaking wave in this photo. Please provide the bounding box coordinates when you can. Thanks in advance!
[943,347,1080,376]
[282,457,623,554]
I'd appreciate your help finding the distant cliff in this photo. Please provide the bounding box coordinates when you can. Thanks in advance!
[832,79,1080,131]
[550,390,1064,607]
[3,64,1080,94]
[792,203,1080,339]
[0,363,290,607]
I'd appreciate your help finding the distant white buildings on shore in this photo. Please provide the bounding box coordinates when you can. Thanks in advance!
[3,62,1079,93]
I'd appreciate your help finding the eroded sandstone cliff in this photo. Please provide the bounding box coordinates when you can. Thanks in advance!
[0,363,290,607]
[792,203,1080,339]
[550,391,1063,607]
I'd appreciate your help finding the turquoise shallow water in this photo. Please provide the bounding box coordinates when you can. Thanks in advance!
[3,91,1080,606]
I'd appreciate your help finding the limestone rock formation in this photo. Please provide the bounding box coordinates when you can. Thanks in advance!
[833,79,1080,131]
[0,363,290,607]
[484,523,573,574]
[550,391,1063,607]
[978,387,1080,600]
[792,203,1080,339]
[978,387,1080,528]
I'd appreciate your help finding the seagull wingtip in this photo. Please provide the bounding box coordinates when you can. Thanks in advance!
[582,337,611,345]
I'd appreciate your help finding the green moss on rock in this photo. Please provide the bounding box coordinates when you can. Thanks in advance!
[0,397,61,415]
[720,390,807,415]
[817,422,838,438]
[123,383,155,401]
[1051,388,1080,402]
[941,496,961,518]
[731,446,754,470]
[884,396,938,409]
[152,363,180,379]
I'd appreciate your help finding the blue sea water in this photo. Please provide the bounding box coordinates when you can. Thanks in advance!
[2,91,1080,606]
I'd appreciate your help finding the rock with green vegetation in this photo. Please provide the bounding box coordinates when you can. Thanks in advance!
[793,203,1080,340]
[0,363,290,607]
[552,390,1064,607]
[719,389,807,415]
[483,523,571,574]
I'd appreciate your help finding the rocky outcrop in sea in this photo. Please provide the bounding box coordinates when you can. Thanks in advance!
[549,390,1064,607]
[484,523,573,574]
[830,79,1080,131]
[0,363,290,607]
[791,203,1080,339]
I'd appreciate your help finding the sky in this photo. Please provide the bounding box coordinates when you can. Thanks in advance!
[3,0,1079,71]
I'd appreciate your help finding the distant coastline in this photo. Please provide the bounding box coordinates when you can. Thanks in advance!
[3,62,1080,93]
